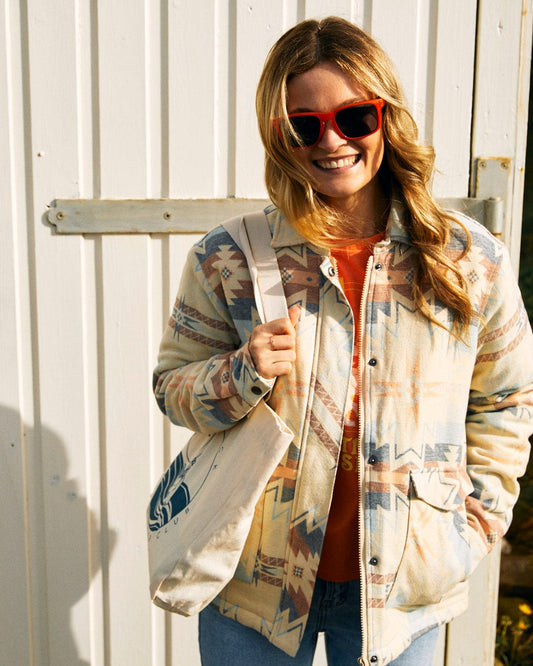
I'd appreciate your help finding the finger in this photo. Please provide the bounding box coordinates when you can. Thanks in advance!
[249,344,296,379]
[269,306,300,337]
[288,304,301,329]
[271,361,293,377]
[267,319,294,336]
[271,349,296,364]
[268,351,296,377]
[270,333,295,351]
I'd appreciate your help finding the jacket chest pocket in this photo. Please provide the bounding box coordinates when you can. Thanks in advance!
[386,466,475,609]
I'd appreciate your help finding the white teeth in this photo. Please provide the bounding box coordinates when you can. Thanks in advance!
[316,155,359,169]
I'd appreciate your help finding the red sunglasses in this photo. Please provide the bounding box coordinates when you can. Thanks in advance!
[274,98,385,148]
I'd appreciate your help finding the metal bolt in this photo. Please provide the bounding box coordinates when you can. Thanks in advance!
[163,212,172,220]
[56,211,64,220]
[479,161,486,169]
[501,161,509,170]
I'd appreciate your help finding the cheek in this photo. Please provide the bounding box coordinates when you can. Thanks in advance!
[286,148,316,181]
[290,147,313,168]
[363,133,385,171]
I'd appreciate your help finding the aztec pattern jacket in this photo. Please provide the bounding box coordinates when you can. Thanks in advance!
[153,203,533,665]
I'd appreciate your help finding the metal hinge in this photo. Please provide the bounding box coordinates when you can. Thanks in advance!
[469,155,512,237]
[440,154,513,239]
[439,195,504,237]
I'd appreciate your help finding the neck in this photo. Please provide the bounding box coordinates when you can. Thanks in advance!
[324,184,390,240]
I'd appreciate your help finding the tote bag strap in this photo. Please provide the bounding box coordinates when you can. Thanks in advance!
[223,211,288,323]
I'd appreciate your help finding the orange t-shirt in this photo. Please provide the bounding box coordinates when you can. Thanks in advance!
[317,232,385,582]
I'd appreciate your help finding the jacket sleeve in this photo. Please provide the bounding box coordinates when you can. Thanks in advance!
[465,244,533,566]
[153,230,274,433]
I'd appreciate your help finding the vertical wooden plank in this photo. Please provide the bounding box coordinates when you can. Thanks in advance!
[98,236,154,665]
[81,236,108,666]
[432,628,446,666]
[0,406,30,666]
[165,234,203,666]
[369,0,430,128]
[234,0,286,197]
[445,547,502,665]
[97,0,148,196]
[148,235,169,666]
[430,1,477,197]
[313,637,328,665]
[471,0,533,267]
[304,0,356,20]
[369,0,477,197]
[0,1,32,662]
[350,0,368,28]
[24,0,99,663]
[74,0,107,662]
[96,1,159,662]
[168,0,218,197]
[214,0,231,197]
[146,0,163,197]
[509,0,533,267]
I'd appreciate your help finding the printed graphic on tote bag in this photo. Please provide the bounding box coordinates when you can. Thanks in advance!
[148,433,220,532]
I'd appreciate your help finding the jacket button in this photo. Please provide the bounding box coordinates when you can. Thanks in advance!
[369,557,378,566]
[368,455,377,465]
[368,358,377,366]
[251,386,262,395]
[328,266,335,277]
[375,263,382,270]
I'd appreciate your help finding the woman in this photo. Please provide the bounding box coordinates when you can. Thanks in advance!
[153,17,533,665]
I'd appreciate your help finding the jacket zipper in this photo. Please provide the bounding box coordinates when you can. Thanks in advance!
[357,253,375,666]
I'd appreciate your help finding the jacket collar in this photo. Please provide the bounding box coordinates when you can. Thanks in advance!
[387,197,413,245]
[266,199,413,251]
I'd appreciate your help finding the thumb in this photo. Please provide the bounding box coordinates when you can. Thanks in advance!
[288,304,301,329]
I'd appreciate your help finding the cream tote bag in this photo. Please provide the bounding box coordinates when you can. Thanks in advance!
[147,211,293,616]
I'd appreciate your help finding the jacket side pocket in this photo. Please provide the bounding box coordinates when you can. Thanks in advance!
[386,466,475,609]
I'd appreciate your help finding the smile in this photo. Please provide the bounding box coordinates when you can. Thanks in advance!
[314,155,361,170]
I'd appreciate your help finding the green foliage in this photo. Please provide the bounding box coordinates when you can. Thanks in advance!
[495,602,533,666]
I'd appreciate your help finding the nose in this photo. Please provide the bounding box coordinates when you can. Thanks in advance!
[317,120,346,150]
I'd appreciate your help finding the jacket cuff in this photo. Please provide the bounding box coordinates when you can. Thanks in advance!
[239,343,276,405]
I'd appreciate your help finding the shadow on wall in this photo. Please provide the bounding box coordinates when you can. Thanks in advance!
[0,405,117,665]
[519,48,533,320]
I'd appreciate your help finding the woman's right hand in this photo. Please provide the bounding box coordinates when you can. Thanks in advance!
[247,305,301,379]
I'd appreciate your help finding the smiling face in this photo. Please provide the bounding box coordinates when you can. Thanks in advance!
[286,61,385,229]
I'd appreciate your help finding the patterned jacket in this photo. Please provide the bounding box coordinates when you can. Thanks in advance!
[153,203,533,665]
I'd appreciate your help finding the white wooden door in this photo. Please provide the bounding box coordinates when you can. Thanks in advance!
[1,1,531,665]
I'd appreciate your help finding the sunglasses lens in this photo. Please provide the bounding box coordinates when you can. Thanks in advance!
[288,115,321,147]
[280,101,382,147]
[336,104,379,139]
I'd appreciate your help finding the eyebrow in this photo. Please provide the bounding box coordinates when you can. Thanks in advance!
[287,97,366,114]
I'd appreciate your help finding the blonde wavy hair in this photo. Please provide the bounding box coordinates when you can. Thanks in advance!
[256,16,476,335]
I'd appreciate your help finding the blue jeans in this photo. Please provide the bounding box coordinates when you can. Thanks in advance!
[199,578,440,665]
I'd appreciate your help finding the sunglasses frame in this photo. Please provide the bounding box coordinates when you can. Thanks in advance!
[274,98,386,148]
